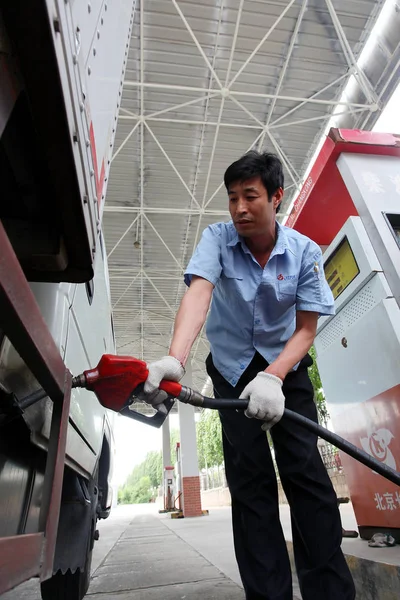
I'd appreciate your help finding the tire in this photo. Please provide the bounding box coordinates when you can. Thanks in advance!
[40,472,98,600]
[40,536,93,600]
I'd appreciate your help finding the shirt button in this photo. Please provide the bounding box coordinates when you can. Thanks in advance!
[240,364,245,370]
[255,319,261,325]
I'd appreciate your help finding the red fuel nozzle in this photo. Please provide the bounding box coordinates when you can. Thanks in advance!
[72,354,149,412]
[72,354,183,412]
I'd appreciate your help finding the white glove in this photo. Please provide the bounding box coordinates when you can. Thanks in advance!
[240,372,285,431]
[142,356,185,414]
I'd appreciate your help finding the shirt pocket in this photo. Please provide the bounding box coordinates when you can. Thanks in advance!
[278,278,298,303]
[219,266,244,306]
[222,265,243,280]
[222,267,243,281]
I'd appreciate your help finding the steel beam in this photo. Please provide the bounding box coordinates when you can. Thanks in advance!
[145,121,201,209]
[140,0,145,360]
[203,129,265,210]
[325,0,378,105]
[0,534,43,594]
[111,120,140,163]
[123,81,374,108]
[143,214,185,272]
[266,0,308,128]
[39,373,72,580]
[228,0,299,89]
[0,222,65,400]
[112,272,141,309]
[191,0,247,372]
[107,214,140,257]
[172,0,223,89]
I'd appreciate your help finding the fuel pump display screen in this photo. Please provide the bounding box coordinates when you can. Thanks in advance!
[383,213,400,249]
[324,237,359,300]
[393,227,400,246]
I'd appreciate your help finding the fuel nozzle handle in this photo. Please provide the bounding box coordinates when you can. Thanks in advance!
[71,354,151,411]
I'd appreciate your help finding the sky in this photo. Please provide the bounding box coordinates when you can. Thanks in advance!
[112,39,400,491]
[112,411,181,486]
[372,83,400,133]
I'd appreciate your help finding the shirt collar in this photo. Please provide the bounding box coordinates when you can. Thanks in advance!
[227,221,293,256]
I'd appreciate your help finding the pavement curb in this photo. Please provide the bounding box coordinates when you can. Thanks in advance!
[286,541,400,600]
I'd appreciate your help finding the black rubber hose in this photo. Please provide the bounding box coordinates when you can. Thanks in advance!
[201,396,400,487]
[19,388,48,409]
[284,408,400,486]
[201,397,248,410]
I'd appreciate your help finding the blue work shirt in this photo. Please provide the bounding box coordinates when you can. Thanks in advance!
[184,221,335,386]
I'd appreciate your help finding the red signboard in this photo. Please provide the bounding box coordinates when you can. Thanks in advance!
[288,129,400,246]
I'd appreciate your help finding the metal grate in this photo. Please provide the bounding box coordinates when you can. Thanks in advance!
[340,284,377,327]
[317,315,346,351]
[317,280,379,351]
[319,441,342,473]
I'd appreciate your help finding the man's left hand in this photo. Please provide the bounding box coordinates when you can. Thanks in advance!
[140,356,185,414]
[240,372,285,431]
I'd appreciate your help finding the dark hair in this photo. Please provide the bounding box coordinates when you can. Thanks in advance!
[224,150,284,201]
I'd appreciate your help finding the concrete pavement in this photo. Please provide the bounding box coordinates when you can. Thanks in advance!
[4,501,400,599]
[161,505,302,598]
[87,507,245,599]
[1,504,301,600]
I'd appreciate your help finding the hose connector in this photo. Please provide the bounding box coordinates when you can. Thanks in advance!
[178,386,204,407]
[72,374,87,388]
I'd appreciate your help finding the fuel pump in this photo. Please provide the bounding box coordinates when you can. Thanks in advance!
[162,466,175,512]
[175,442,183,512]
[289,128,400,541]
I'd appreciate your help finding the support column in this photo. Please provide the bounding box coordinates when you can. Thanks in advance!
[161,416,173,511]
[162,416,171,468]
[178,361,203,517]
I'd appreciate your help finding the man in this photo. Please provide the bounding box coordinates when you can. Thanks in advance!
[143,151,355,600]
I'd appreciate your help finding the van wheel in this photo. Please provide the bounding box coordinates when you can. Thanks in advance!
[39,532,93,600]
[40,472,97,600]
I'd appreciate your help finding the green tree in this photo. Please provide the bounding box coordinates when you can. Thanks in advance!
[308,346,329,425]
[196,409,224,469]
[143,450,163,488]
[118,485,134,504]
[118,449,164,504]
[131,476,152,504]
[197,412,208,470]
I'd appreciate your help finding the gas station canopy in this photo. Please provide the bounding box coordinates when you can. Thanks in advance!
[103,0,400,397]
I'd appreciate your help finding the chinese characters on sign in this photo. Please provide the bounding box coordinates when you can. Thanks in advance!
[361,171,400,196]
[374,491,400,511]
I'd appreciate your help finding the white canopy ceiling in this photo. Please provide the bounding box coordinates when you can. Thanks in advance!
[103,0,400,403]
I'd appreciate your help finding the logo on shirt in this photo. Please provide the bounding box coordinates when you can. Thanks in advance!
[277,274,296,281]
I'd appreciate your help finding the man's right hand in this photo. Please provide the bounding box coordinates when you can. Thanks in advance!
[142,356,185,414]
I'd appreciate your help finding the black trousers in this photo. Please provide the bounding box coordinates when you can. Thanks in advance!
[206,352,355,600]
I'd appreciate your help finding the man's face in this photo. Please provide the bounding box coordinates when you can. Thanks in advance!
[228,176,283,238]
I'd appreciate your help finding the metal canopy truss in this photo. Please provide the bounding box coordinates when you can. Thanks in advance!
[104,0,400,399]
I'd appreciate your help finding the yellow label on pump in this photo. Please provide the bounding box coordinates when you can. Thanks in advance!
[324,237,360,300]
